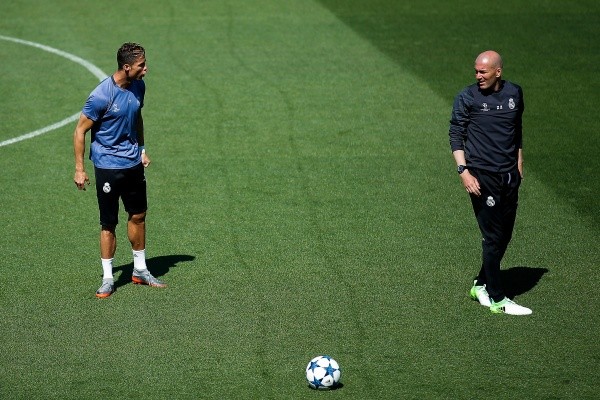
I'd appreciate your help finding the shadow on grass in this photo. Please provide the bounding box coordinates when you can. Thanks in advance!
[308,383,344,391]
[112,254,195,289]
[501,266,548,298]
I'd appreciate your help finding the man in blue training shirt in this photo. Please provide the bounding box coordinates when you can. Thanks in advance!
[74,42,165,298]
[449,50,532,315]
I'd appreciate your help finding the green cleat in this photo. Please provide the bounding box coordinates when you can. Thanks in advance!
[469,280,491,307]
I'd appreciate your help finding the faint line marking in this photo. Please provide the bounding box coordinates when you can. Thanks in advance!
[0,35,107,147]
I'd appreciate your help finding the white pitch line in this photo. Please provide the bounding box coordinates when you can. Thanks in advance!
[0,35,108,147]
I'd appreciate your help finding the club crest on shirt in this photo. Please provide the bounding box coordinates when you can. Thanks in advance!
[508,98,515,109]
[486,196,495,207]
[481,103,490,112]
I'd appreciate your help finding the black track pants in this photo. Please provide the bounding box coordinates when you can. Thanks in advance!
[469,168,521,302]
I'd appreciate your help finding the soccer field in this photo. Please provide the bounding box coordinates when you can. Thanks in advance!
[1,1,599,399]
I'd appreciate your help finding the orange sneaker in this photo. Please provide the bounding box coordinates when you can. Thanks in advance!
[96,279,115,298]
[132,269,166,288]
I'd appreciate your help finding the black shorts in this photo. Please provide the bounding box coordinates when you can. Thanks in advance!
[94,163,147,227]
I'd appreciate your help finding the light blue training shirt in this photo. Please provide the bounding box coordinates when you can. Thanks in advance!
[82,76,145,169]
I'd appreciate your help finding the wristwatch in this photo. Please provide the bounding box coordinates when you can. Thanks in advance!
[457,165,467,174]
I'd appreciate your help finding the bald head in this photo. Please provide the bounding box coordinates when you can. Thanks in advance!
[476,51,503,69]
[474,50,503,91]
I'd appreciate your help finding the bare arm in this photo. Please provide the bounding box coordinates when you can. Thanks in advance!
[73,114,94,190]
[136,112,151,168]
[518,148,524,178]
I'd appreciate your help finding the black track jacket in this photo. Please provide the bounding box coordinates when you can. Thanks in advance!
[449,80,524,174]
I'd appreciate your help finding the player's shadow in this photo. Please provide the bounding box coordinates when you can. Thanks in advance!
[501,266,549,298]
[112,254,195,289]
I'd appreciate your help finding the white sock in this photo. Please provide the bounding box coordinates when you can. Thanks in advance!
[133,249,147,271]
[101,258,114,280]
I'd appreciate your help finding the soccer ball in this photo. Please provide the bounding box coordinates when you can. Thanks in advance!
[305,355,341,390]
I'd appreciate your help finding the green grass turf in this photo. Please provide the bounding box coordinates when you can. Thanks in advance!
[0,1,599,399]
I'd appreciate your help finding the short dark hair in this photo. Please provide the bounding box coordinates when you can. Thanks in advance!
[117,43,145,69]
